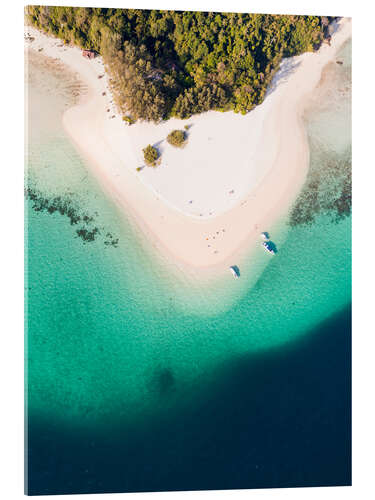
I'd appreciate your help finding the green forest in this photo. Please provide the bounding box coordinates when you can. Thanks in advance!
[25,6,334,122]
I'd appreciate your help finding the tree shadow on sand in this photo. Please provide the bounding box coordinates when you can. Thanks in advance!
[265,59,302,99]
[152,140,165,157]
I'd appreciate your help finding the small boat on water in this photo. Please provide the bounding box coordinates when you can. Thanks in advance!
[261,231,270,240]
[229,265,240,278]
[262,241,275,255]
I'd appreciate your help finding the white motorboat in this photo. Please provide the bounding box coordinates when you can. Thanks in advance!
[229,265,240,278]
[262,241,275,255]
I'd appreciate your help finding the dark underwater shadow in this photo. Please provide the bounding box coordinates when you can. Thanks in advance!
[26,305,351,495]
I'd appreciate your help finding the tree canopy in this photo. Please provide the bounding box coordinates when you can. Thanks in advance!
[142,144,159,166]
[26,6,334,121]
[167,130,186,147]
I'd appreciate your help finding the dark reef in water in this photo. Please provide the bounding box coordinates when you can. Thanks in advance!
[289,146,351,226]
[154,367,176,396]
[25,186,119,247]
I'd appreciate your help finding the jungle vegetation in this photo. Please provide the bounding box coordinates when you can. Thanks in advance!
[25,6,334,121]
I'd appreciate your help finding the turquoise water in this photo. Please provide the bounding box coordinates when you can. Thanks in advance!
[26,39,351,438]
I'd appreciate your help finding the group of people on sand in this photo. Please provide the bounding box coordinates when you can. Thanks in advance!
[205,229,227,253]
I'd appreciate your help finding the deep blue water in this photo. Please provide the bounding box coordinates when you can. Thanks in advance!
[27,305,351,494]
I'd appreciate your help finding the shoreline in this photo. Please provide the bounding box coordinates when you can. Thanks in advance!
[25,19,352,276]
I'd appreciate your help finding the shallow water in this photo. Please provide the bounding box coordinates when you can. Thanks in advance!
[25,41,351,494]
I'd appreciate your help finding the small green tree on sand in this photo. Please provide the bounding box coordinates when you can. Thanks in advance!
[143,144,159,166]
[167,129,186,148]
[122,115,135,125]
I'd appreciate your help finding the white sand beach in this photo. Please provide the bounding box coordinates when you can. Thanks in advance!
[25,19,352,273]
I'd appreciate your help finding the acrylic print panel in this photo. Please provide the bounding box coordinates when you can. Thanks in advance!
[25,5,352,495]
